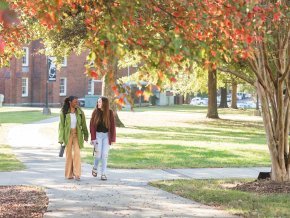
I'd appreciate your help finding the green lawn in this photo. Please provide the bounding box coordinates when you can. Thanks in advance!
[0,145,25,171]
[83,106,270,169]
[124,105,257,116]
[0,111,58,124]
[127,105,209,113]
[150,179,290,217]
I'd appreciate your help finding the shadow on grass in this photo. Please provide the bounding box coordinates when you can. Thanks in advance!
[195,118,263,129]
[123,105,256,116]
[83,143,270,169]
[119,123,266,145]
[83,115,269,169]
[150,179,290,217]
[125,105,208,113]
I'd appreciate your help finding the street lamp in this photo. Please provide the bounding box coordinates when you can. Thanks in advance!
[43,57,51,115]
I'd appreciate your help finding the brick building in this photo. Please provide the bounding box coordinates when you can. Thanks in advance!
[0,40,137,107]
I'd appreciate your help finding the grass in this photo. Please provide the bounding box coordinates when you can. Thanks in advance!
[0,145,25,171]
[124,104,257,116]
[121,124,265,145]
[0,111,58,124]
[128,105,209,113]
[150,179,290,217]
[83,106,271,169]
[85,143,269,169]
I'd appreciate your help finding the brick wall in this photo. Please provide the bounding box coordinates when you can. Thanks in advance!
[0,40,138,106]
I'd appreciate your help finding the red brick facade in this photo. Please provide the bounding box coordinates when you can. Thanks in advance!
[0,40,136,107]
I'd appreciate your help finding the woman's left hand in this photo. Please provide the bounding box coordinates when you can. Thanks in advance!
[90,140,97,145]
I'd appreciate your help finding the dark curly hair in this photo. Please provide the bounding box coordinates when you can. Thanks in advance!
[61,96,78,115]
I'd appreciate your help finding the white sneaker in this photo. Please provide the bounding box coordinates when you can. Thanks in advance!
[101,174,107,180]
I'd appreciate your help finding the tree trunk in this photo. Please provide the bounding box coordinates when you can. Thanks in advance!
[206,2,289,183]
[231,79,238,109]
[257,81,289,182]
[207,69,219,118]
[253,93,261,116]
[219,86,228,108]
[102,58,125,127]
[256,94,259,110]
[252,34,290,181]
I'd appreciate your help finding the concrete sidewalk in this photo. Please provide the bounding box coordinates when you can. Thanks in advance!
[0,118,269,217]
[0,146,270,218]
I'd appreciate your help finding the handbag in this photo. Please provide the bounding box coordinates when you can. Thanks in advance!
[93,144,98,157]
[59,144,65,157]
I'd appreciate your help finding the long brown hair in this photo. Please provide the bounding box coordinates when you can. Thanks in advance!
[91,97,110,129]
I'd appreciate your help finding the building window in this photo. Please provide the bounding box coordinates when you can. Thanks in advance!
[61,57,67,67]
[60,78,67,96]
[21,77,28,97]
[22,47,29,66]
[88,79,94,95]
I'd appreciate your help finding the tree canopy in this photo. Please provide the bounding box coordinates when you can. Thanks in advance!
[1,0,290,181]
[2,0,287,86]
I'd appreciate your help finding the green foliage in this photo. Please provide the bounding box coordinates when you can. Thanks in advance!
[118,52,209,96]
[0,1,8,10]
[167,62,208,95]
[239,83,256,96]
[26,12,87,66]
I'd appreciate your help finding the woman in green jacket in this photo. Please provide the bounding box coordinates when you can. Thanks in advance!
[58,96,88,180]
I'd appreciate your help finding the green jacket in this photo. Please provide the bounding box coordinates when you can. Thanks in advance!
[58,107,88,148]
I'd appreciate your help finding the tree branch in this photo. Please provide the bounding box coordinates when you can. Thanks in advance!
[217,67,255,85]
[262,39,275,84]
[280,27,290,81]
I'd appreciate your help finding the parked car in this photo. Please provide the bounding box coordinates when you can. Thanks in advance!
[237,92,245,100]
[217,96,221,104]
[245,93,252,98]
[245,101,256,108]
[200,98,208,105]
[237,102,246,109]
[78,98,85,107]
[190,97,202,105]
[237,101,256,109]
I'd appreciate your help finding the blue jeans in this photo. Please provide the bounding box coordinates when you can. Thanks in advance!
[94,132,110,175]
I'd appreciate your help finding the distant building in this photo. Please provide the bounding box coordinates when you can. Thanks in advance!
[0,40,137,107]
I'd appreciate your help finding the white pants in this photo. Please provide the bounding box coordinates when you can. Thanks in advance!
[93,132,110,175]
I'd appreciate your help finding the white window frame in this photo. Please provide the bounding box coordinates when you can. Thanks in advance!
[21,77,28,97]
[61,57,67,67]
[88,79,94,95]
[22,47,29,67]
[59,77,67,96]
